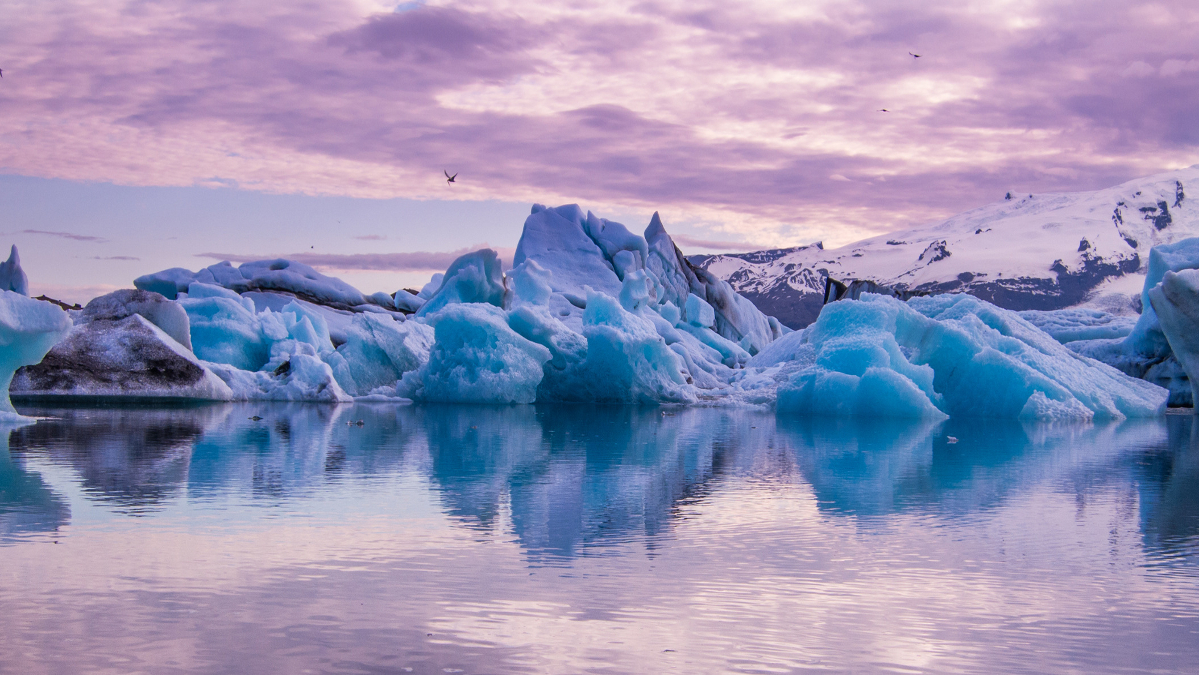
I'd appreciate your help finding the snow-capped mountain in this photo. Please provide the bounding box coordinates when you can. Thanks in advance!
[691,167,1199,328]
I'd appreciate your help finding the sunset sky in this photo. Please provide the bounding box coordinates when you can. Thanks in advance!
[0,0,1196,302]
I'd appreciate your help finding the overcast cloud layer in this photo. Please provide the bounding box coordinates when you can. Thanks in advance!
[0,0,1195,246]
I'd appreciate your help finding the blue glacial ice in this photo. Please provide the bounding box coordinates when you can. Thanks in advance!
[760,293,1166,421]
[29,206,1176,418]
[1068,238,1198,406]
[0,290,73,421]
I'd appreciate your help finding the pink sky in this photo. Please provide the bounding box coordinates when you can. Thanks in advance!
[0,0,1196,299]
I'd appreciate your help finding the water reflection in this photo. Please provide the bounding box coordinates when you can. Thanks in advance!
[0,433,69,540]
[6,402,1196,565]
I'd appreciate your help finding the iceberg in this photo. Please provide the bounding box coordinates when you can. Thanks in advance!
[12,314,232,401]
[1067,238,1198,406]
[0,246,29,296]
[407,303,551,404]
[136,258,407,315]
[0,291,72,421]
[1018,307,1136,344]
[1148,268,1198,409]
[79,288,193,350]
[324,313,433,396]
[769,293,1165,421]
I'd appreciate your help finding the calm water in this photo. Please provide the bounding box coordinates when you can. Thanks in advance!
[0,402,1195,674]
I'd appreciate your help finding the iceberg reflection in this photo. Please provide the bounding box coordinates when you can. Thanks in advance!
[6,402,1195,564]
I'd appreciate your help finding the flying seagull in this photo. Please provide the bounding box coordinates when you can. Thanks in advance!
[909,52,920,58]
[878,108,889,112]
[444,170,457,184]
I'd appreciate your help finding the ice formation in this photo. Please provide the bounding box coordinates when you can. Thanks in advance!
[1017,308,1136,344]
[10,203,1180,420]
[13,314,232,401]
[0,291,73,420]
[0,246,29,296]
[136,259,407,314]
[761,294,1166,421]
[1148,268,1198,408]
[1069,238,1198,406]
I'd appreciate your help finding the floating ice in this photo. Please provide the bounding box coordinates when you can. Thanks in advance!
[0,246,29,296]
[1148,268,1198,408]
[0,292,77,419]
[13,314,232,401]
[772,294,1165,421]
[1018,307,1136,344]
[324,313,433,396]
[80,289,193,350]
[1068,238,1198,406]
[416,249,506,317]
[137,258,403,314]
[408,304,551,404]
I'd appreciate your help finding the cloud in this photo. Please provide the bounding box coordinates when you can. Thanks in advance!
[671,235,770,252]
[353,234,387,240]
[93,255,140,260]
[196,246,516,272]
[20,229,107,243]
[0,0,1194,246]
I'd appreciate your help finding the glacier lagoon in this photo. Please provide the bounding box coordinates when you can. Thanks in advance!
[0,402,1195,674]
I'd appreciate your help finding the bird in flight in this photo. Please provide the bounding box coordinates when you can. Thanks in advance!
[878,109,889,112]
[444,170,458,184]
[909,52,920,58]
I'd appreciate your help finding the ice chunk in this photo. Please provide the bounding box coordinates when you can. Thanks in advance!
[684,293,715,328]
[509,260,554,307]
[506,303,589,401]
[513,204,622,297]
[417,273,444,299]
[1018,307,1136,343]
[205,352,351,403]
[79,289,192,351]
[1069,239,1198,406]
[0,246,29,296]
[774,294,1165,420]
[133,267,196,300]
[12,314,232,401]
[579,292,695,404]
[583,211,647,280]
[411,304,551,403]
[0,291,72,421]
[416,249,506,317]
[1148,268,1198,409]
[392,290,425,313]
[138,258,399,312]
[179,283,268,371]
[324,313,433,396]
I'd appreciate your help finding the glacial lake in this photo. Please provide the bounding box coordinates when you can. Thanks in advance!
[0,402,1195,674]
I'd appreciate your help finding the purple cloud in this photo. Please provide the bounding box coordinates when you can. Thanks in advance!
[0,0,1193,245]
[21,229,107,243]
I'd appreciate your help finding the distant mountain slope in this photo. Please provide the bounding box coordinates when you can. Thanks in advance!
[692,167,1199,328]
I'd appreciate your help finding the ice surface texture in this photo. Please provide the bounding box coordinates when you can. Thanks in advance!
[1069,238,1198,406]
[0,246,29,296]
[0,291,73,420]
[1148,269,1198,409]
[771,294,1166,421]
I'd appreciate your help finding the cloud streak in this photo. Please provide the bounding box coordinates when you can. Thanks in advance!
[0,0,1194,246]
[197,246,515,272]
[20,229,108,243]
